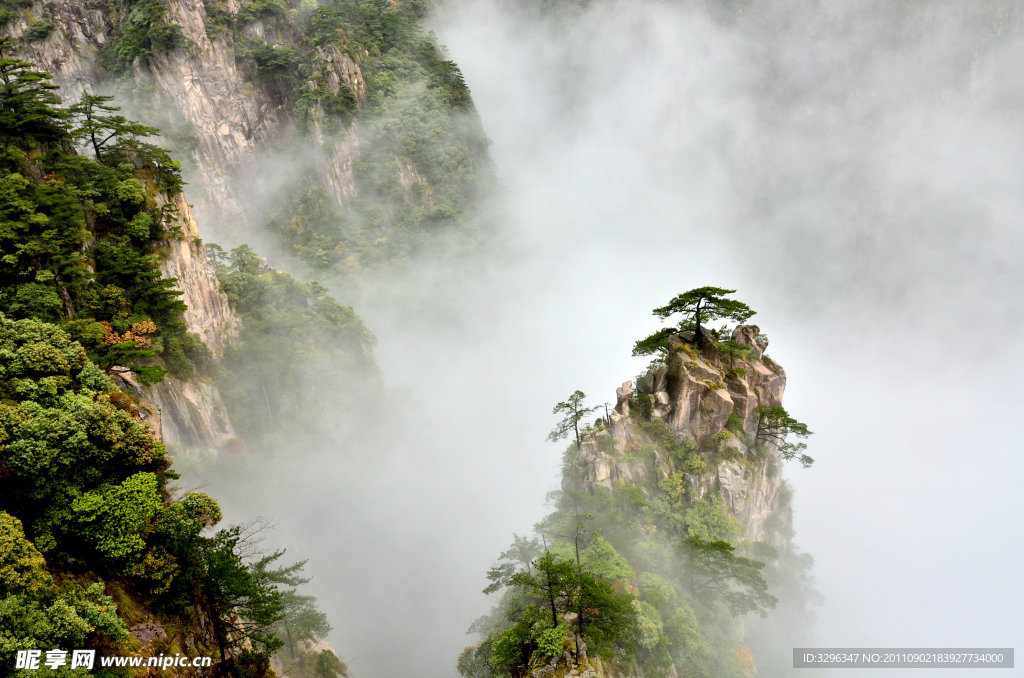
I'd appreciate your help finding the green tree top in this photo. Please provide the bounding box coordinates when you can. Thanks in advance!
[547,390,600,451]
[633,286,756,355]
[0,37,66,144]
[682,536,778,617]
[68,93,160,161]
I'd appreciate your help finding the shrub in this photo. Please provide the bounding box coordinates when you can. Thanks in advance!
[725,413,744,434]
[24,18,54,42]
[533,623,566,658]
[681,453,707,475]
[631,393,653,420]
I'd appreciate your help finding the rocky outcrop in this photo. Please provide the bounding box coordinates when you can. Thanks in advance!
[105,210,238,461]
[147,376,235,459]
[565,326,788,542]
[4,0,112,100]
[5,3,256,456]
[129,622,169,645]
[156,192,240,358]
[3,0,373,236]
[4,0,282,234]
[144,192,239,457]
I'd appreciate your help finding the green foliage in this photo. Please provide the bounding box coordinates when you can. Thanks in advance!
[0,583,128,671]
[0,512,51,595]
[0,55,337,677]
[638,572,677,611]
[681,537,777,617]
[547,390,599,450]
[754,405,814,467]
[0,58,192,380]
[680,453,707,474]
[0,39,65,143]
[208,244,376,447]
[580,535,633,582]
[467,427,780,677]
[265,558,334,663]
[220,0,492,273]
[638,417,697,462]
[682,494,740,543]
[725,412,744,434]
[534,622,567,658]
[718,340,750,370]
[71,472,164,558]
[68,94,177,188]
[708,431,731,447]
[99,0,188,72]
[174,527,286,660]
[24,18,54,42]
[308,649,350,678]
[239,0,291,23]
[630,392,653,421]
[631,327,675,358]
[266,186,348,266]
[631,599,664,651]
[634,287,756,355]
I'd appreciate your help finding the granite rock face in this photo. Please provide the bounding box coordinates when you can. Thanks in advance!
[565,326,788,542]
[155,192,240,359]
[3,2,262,455]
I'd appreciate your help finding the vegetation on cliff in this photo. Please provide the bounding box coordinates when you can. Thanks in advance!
[206,242,377,450]
[0,39,197,383]
[0,49,343,677]
[248,0,493,273]
[91,0,492,276]
[461,293,817,678]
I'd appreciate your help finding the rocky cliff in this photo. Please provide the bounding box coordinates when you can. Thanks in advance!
[96,190,240,458]
[4,0,287,230]
[4,0,485,453]
[461,324,810,678]
[3,1,311,456]
[565,326,786,543]
[2,0,488,263]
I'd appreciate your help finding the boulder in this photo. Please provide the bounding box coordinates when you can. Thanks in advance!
[130,622,168,644]
[614,381,633,416]
[731,325,764,359]
[698,387,734,439]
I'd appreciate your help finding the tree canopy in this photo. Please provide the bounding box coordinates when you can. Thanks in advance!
[547,390,599,451]
[0,54,344,676]
[754,405,814,467]
[633,287,756,355]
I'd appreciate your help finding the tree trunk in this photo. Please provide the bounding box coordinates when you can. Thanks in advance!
[211,612,233,677]
[694,299,703,345]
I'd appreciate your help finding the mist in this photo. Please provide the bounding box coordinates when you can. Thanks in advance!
[183,1,1023,676]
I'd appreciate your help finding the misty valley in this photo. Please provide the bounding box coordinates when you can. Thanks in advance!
[1,1,1021,677]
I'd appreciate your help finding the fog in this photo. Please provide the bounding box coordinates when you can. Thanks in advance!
[192,1,1023,676]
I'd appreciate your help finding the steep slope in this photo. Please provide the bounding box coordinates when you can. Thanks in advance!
[462,324,818,678]
[2,0,491,275]
[2,0,486,457]
[144,191,241,458]
[0,50,351,676]
[566,326,787,543]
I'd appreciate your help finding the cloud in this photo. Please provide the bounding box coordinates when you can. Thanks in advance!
[184,1,1024,675]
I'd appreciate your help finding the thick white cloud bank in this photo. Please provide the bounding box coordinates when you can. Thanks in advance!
[196,2,1024,677]
[422,1,1023,676]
